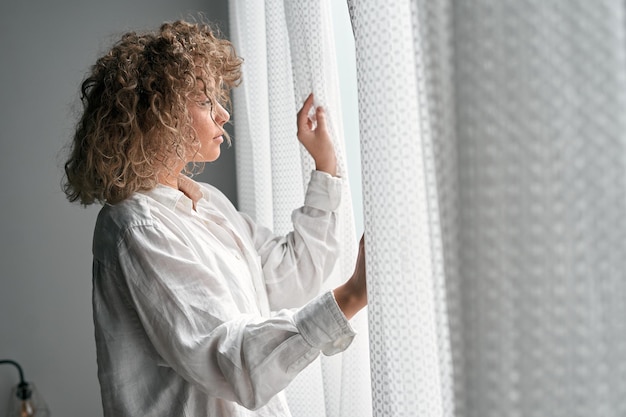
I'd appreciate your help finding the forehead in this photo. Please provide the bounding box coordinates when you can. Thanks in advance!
[189,77,217,100]
[192,68,221,91]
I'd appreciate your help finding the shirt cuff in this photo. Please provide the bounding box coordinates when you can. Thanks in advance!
[304,170,342,212]
[294,290,356,356]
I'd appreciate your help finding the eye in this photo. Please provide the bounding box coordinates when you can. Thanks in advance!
[198,99,213,107]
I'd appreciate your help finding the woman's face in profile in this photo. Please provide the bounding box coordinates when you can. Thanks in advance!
[187,93,229,163]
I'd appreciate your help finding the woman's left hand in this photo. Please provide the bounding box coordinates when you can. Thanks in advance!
[296,93,337,176]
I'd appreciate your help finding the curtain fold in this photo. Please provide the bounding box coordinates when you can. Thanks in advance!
[349,0,626,416]
[228,1,372,416]
[282,3,371,416]
[227,0,275,229]
[347,1,454,416]
[453,2,626,416]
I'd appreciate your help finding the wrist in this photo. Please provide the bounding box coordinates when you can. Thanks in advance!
[315,157,337,177]
[333,282,366,320]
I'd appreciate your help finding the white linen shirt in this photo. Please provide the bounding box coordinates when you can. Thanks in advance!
[91,170,356,417]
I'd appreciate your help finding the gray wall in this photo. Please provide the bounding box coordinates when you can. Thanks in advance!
[0,1,233,415]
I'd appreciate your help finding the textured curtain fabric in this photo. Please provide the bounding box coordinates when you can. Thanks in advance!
[349,0,626,416]
[228,1,372,416]
[347,1,455,416]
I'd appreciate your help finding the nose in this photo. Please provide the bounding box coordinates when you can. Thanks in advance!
[214,102,230,126]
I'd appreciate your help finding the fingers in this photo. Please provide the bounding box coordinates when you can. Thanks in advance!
[297,93,328,133]
[297,93,315,129]
[315,106,327,132]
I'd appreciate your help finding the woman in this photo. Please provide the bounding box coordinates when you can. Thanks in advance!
[63,18,366,417]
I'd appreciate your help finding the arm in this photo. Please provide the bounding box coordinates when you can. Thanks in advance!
[239,93,340,308]
[333,234,367,320]
[296,93,367,319]
[241,170,342,309]
[242,93,367,314]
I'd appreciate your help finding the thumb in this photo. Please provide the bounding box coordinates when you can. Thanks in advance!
[315,106,328,132]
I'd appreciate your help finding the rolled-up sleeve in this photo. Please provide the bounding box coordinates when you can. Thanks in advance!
[302,170,342,211]
[294,290,356,355]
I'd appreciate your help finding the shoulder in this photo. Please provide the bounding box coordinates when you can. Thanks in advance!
[93,194,155,259]
[96,193,154,233]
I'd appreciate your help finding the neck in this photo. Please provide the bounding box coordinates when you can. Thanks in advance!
[158,169,202,209]
[157,163,184,189]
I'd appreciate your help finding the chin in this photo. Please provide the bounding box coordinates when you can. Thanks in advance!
[193,148,221,163]
[210,150,221,161]
[201,153,221,163]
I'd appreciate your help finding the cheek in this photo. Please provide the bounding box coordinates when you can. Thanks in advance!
[197,115,216,135]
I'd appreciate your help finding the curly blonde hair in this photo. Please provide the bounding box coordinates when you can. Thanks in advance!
[63,18,242,206]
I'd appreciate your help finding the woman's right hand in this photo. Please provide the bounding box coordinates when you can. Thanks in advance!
[296,93,337,177]
[333,235,367,320]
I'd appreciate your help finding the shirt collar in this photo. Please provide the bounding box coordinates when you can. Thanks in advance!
[141,176,208,213]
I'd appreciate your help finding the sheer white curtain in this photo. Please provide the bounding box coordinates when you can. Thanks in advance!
[347,1,455,416]
[349,0,626,416]
[228,1,372,416]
